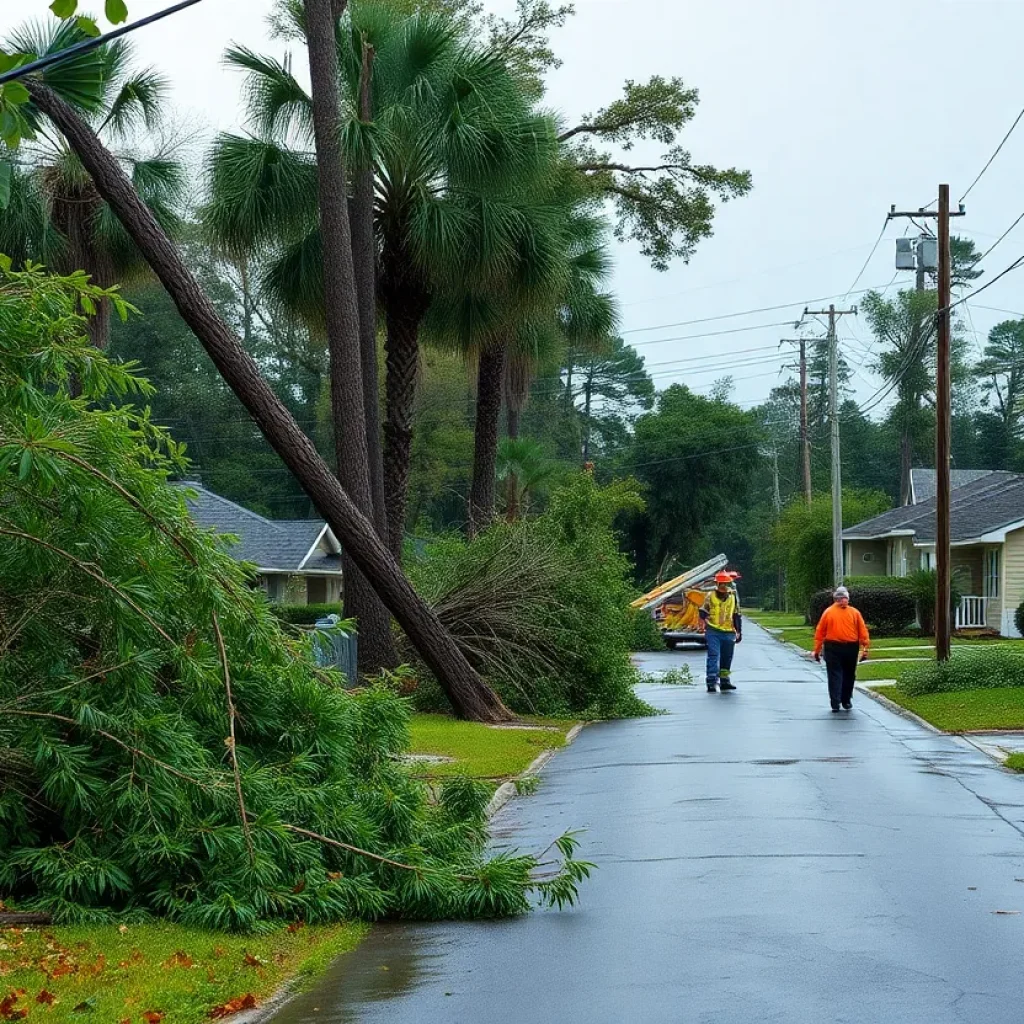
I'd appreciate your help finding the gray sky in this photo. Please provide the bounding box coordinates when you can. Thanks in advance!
[6,0,1024,413]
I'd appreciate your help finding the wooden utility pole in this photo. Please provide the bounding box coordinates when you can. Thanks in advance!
[935,185,953,661]
[804,306,857,588]
[888,191,965,661]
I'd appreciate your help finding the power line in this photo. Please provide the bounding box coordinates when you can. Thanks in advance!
[0,0,207,86]
[950,254,1024,311]
[621,281,904,338]
[842,219,889,300]
[960,105,1024,204]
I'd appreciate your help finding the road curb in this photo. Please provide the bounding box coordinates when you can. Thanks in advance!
[486,722,585,818]
[855,683,944,735]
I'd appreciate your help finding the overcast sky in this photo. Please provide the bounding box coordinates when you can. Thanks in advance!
[6,0,1024,414]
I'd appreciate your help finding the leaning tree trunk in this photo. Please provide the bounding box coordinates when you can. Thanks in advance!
[305,0,396,675]
[380,254,430,562]
[468,342,506,536]
[26,81,511,724]
[350,38,387,540]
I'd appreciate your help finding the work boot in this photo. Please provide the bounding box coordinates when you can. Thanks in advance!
[831,701,841,712]
[706,681,718,693]
[719,680,737,692]
[842,701,853,711]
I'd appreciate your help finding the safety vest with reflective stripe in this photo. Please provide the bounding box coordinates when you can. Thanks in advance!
[701,591,738,633]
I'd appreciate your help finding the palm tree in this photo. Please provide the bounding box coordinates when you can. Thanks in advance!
[204,1,549,559]
[0,18,183,350]
[497,437,557,521]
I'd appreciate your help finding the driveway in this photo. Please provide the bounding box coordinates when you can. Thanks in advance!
[270,626,1024,1023]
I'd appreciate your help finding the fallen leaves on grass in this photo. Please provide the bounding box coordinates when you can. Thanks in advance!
[141,1011,165,1023]
[208,994,257,1019]
[161,951,194,970]
[1,990,27,1020]
[36,989,56,1005]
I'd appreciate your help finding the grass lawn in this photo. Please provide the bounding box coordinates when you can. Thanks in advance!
[0,920,366,1024]
[746,611,805,628]
[869,685,1024,731]
[406,714,574,782]
[1006,753,1024,772]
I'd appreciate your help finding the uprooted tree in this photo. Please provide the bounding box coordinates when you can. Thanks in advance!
[0,265,590,926]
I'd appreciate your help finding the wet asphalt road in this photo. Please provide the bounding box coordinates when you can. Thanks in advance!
[271,626,1024,1023]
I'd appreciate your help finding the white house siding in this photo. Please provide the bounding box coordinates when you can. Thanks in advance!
[1002,528,1024,636]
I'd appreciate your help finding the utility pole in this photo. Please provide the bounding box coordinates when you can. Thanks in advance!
[888,190,966,661]
[804,305,857,588]
[781,338,813,504]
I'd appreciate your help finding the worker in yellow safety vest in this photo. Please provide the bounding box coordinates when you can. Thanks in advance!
[699,572,743,693]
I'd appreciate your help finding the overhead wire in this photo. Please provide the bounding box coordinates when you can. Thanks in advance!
[959,105,1024,204]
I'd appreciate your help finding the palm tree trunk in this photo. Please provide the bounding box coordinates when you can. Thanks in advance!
[381,255,430,562]
[27,81,512,723]
[506,405,520,440]
[468,342,506,537]
[351,38,387,541]
[305,0,396,675]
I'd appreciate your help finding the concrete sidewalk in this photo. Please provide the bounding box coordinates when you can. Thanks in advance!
[270,626,1024,1024]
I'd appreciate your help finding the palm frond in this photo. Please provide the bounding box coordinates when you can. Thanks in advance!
[203,134,318,255]
[7,18,109,115]
[100,70,168,138]
[262,229,326,327]
[226,46,313,143]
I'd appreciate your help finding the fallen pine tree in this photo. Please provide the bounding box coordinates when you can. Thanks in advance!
[0,266,590,929]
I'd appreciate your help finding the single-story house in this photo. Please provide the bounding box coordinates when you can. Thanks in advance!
[844,470,1024,636]
[176,482,342,605]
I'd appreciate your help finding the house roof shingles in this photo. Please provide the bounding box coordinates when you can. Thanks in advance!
[910,468,994,504]
[845,471,1024,544]
[175,482,337,572]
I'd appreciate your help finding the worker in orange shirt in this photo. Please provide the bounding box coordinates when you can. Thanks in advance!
[813,586,870,712]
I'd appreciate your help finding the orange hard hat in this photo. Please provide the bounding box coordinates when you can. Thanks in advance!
[714,572,733,584]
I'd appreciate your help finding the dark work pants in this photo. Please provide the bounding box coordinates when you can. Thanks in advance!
[823,641,859,705]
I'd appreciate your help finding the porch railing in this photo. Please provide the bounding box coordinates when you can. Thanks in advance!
[955,596,988,630]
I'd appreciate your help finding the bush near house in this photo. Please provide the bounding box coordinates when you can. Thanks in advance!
[809,578,916,635]
[269,602,341,626]
[1015,599,1024,638]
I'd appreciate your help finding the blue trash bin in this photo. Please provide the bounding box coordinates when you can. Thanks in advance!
[313,615,358,687]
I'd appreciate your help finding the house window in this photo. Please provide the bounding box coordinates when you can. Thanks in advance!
[985,549,1000,599]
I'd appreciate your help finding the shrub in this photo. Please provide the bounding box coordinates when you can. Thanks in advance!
[901,647,1024,696]
[629,607,664,652]
[1015,599,1024,639]
[406,476,655,719]
[269,602,341,626]
[900,569,965,636]
[0,266,587,928]
[809,578,916,635]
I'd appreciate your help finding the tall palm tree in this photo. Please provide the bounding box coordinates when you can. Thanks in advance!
[0,18,183,350]
[204,1,549,559]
